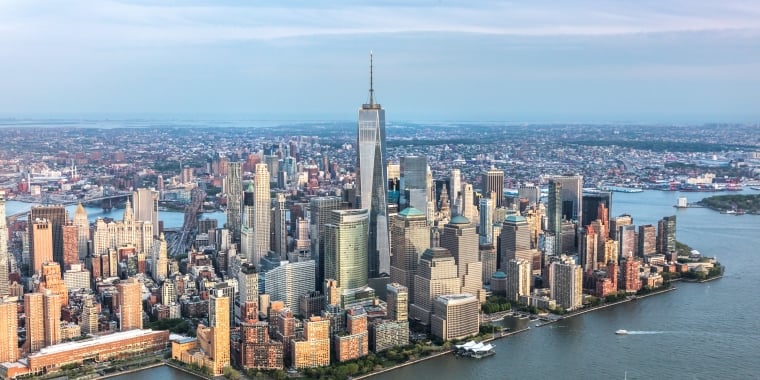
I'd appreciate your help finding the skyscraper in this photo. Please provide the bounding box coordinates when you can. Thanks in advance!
[553,175,583,223]
[550,261,583,311]
[479,197,493,245]
[309,196,343,289]
[30,205,67,269]
[325,209,369,292]
[440,216,482,298]
[132,188,159,236]
[62,222,79,269]
[253,163,271,266]
[0,192,9,297]
[152,233,168,282]
[505,259,531,302]
[582,192,612,227]
[241,182,256,264]
[483,166,505,208]
[390,207,430,297]
[657,215,677,256]
[73,202,89,259]
[500,215,534,271]
[43,290,61,347]
[409,246,460,326]
[31,218,54,275]
[386,283,408,322]
[356,53,390,278]
[273,193,287,261]
[226,161,243,243]
[449,169,461,206]
[638,224,657,257]
[461,183,478,223]
[117,277,142,331]
[264,260,315,316]
[208,291,231,375]
[547,180,563,256]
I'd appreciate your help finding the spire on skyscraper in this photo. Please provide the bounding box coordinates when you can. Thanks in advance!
[369,51,374,106]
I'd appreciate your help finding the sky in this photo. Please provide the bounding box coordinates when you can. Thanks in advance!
[1,0,759,123]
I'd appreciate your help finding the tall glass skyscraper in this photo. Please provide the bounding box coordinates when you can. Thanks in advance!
[357,53,390,278]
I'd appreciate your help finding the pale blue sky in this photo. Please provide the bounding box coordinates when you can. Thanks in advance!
[1,0,759,123]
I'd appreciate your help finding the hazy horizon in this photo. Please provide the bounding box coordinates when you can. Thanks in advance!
[1,1,759,123]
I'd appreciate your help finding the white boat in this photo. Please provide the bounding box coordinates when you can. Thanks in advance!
[615,329,628,335]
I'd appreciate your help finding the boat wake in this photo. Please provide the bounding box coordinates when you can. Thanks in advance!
[626,331,665,335]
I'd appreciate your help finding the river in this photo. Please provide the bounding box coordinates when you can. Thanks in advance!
[105,190,760,379]
[4,201,226,229]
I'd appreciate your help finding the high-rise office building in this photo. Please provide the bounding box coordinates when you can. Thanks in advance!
[117,277,142,331]
[264,260,315,316]
[440,216,482,298]
[273,193,287,261]
[0,301,18,363]
[356,53,390,278]
[400,156,428,192]
[30,205,67,269]
[505,259,531,302]
[657,215,677,256]
[409,246,461,325]
[500,215,534,270]
[449,169,461,206]
[386,282,408,322]
[241,182,256,264]
[582,192,612,227]
[25,292,45,353]
[325,209,369,292]
[609,214,633,241]
[389,207,429,297]
[483,166,505,208]
[0,192,8,297]
[479,198,494,245]
[547,180,563,256]
[518,184,540,206]
[309,196,344,289]
[31,218,54,275]
[226,161,243,242]
[553,175,583,223]
[460,183,478,223]
[133,188,159,236]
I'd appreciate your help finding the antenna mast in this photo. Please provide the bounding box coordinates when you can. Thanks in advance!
[369,51,374,106]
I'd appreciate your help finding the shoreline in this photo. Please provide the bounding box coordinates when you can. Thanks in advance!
[355,286,677,379]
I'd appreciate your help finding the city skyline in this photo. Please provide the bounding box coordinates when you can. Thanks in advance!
[0,1,759,122]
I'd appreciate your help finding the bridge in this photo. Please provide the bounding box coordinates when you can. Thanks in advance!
[6,192,133,220]
[166,187,206,255]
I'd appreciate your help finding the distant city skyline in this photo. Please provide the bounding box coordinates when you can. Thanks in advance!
[1,1,759,123]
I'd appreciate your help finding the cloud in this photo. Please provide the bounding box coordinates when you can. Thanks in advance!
[1,0,759,49]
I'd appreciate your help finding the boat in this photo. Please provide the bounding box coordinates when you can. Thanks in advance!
[751,186,760,191]
[615,329,628,335]
[454,341,496,358]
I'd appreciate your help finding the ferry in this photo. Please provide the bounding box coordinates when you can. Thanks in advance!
[455,341,496,359]
[615,329,628,335]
